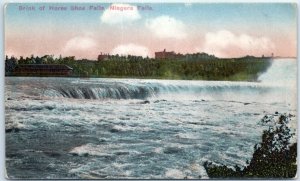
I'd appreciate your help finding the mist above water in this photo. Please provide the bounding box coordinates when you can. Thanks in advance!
[258,58,296,85]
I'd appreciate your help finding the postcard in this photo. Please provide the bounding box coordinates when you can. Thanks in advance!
[4,2,297,179]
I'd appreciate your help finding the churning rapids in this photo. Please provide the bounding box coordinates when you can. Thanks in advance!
[5,59,297,179]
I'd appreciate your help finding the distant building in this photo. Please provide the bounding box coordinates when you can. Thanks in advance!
[13,64,73,76]
[155,49,183,59]
[98,52,109,61]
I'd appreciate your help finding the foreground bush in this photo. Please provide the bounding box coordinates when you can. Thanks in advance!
[204,113,297,178]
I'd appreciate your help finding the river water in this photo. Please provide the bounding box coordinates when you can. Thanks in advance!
[5,59,297,179]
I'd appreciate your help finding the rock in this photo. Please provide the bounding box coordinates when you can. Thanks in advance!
[45,106,54,110]
[5,128,12,133]
[99,139,106,143]
[163,147,182,154]
[193,99,206,102]
[140,100,150,104]
[71,153,78,156]
[83,153,89,157]
[154,99,167,103]
[110,128,119,133]
[5,128,20,133]
[44,151,61,157]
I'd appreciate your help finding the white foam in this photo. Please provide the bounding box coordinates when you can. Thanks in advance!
[165,168,185,179]
[188,163,209,179]
[69,143,114,157]
[153,147,163,154]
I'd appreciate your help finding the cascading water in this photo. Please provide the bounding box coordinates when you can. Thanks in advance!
[5,58,297,179]
[42,80,289,104]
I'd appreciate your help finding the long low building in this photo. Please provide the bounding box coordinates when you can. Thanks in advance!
[13,64,73,76]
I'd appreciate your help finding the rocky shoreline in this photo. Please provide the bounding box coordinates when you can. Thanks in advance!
[204,113,297,179]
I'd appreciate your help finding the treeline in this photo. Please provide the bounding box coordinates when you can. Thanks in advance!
[5,54,272,81]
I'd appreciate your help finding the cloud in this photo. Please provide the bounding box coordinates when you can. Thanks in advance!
[63,36,98,59]
[101,4,141,25]
[111,43,150,57]
[199,30,275,58]
[145,15,187,39]
[64,36,97,51]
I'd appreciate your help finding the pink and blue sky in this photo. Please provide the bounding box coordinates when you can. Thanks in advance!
[5,3,297,59]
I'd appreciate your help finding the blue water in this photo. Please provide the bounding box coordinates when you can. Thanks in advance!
[5,59,297,179]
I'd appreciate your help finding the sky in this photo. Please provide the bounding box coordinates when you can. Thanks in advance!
[5,3,297,59]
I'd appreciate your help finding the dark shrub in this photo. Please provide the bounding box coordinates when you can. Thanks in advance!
[204,113,297,179]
